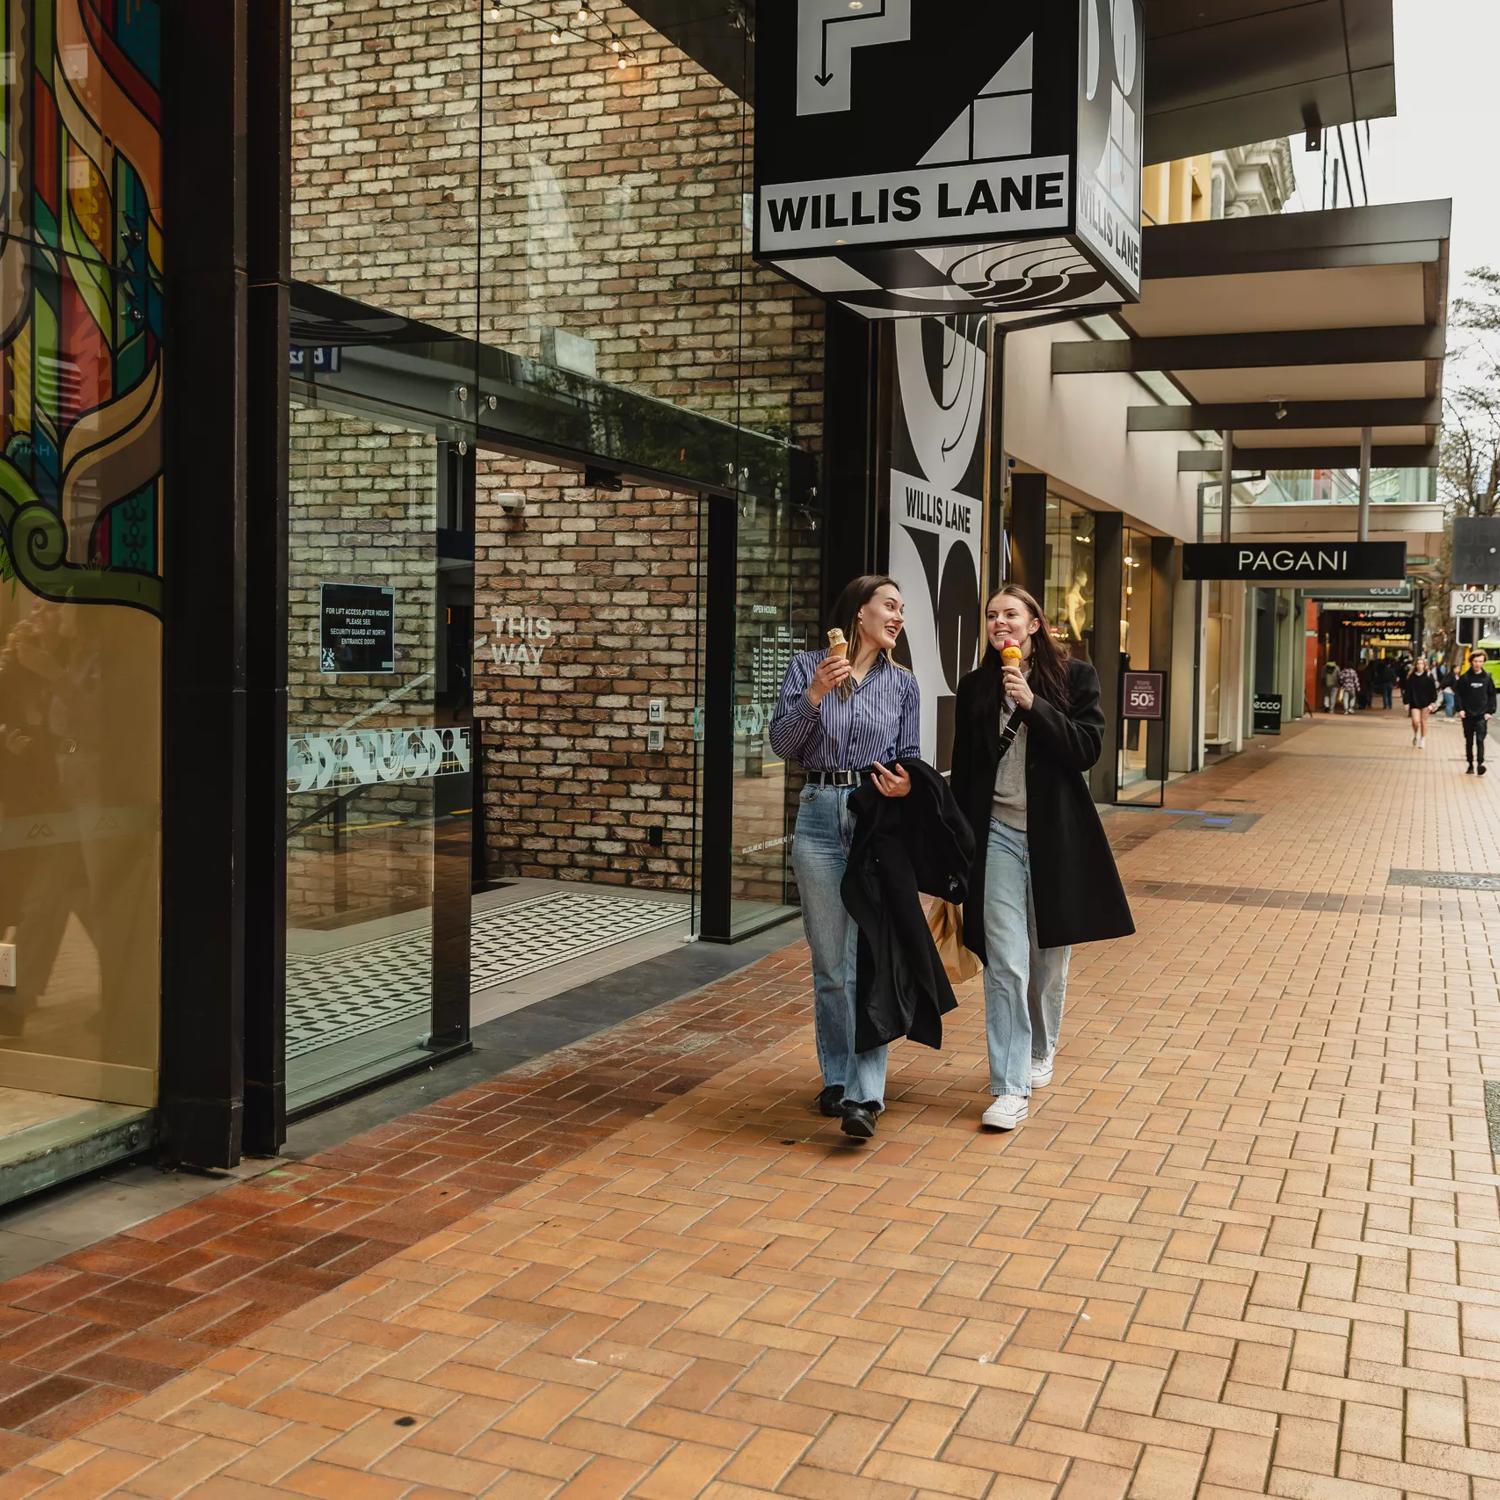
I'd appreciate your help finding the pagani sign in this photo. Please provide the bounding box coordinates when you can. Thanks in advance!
[753,0,1145,321]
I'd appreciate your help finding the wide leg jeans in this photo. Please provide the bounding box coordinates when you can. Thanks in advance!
[790,784,888,1108]
[981,818,1070,1098]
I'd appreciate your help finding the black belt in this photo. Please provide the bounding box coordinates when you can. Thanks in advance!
[807,768,867,787]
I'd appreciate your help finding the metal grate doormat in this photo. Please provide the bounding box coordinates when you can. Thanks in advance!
[1186,813,1262,833]
[1388,869,1500,891]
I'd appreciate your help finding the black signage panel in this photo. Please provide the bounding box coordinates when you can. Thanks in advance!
[753,0,1143,319]
[1253,694,1283,736]
[1182,542,1407,583]
[1122,670,1165,721]
[320,583,395,675]
[1453,517,1500,586]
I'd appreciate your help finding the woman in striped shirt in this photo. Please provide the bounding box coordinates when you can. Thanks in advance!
[770,576,921,1140]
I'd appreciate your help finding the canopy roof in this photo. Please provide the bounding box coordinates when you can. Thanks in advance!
[1050,200,1451,473]
[631,0,1396,164]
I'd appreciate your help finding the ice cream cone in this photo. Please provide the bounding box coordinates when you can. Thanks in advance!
[1001,636,1023,666]
[826,628,848,660]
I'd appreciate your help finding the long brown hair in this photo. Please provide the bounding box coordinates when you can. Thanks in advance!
[983,584,1071,708]
[829,574,908,698]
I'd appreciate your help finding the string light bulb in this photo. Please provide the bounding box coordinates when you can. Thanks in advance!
[611,38,621,51]
[617,53,626,68]
[551,27,563,41]
[575,4,587,21]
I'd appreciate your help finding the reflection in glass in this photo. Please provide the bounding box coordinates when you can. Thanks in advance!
[284,397,471,1112]
[1120,529,1154,786]
[731,498,821,936]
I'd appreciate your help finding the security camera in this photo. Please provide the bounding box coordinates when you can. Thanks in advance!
[1273,401,1288,422]
[495,490,525,513]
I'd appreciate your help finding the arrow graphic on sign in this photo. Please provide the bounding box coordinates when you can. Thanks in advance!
[797,0,912,117]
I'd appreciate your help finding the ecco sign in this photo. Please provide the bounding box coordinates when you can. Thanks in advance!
[1182,542,1408,583]
[754,0,1145,320]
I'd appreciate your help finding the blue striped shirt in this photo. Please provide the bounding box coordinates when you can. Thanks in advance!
[769,649,922,770]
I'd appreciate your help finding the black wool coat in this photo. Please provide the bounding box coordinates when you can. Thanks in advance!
[950,656,1134,957]
[841,758,975,1055]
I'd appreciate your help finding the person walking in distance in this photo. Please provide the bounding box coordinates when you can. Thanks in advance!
[770,576,919,1140]
[1456,648,1498,775]
[1403,653,1439,747]
[1339,662,1360,714]
[1322,659,1340,713]
[950,587,1133,1133]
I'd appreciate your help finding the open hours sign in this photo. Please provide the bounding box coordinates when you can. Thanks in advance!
[319,583,395,675]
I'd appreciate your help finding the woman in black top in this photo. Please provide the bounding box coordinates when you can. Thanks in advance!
[950,586,1134,1132]
[1403,653,1439,749]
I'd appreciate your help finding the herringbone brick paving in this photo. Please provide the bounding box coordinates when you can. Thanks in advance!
[3,710,1500,1497]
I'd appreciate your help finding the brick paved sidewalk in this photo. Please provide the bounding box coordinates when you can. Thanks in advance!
[3,709,1500,1498]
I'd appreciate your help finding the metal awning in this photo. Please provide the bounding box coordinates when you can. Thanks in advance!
[1051,199,1452,473]
[628,0,1395,163]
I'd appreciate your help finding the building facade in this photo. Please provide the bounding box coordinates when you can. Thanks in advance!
[0,0,1428,1191]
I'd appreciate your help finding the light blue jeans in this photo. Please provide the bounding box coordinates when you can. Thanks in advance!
[982,818,1071,1097]
[791,784,888,1108]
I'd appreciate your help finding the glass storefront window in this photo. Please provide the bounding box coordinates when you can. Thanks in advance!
[284,396,472,1113]
[1205,580,1226,743]
[1043,496,1096,660]
[731,497,821,936]
[1120,529,1154,786]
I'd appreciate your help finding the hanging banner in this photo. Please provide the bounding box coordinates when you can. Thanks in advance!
[754,0,1144,320]
[888,316,986,772]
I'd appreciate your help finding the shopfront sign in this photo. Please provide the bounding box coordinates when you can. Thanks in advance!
[1453,589,1500,619]
[888,315,985,771]
[1182,542,1407,583]
[319,583,395,675]
[753,0,1144,319]
[1122,670,1164,720]
[1252,694,1283,736]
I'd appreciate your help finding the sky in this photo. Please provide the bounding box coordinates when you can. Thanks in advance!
[1284,0,1499,359]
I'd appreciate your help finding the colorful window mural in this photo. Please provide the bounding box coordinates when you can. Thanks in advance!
[0,0,162,615]
[0,0,163,1116]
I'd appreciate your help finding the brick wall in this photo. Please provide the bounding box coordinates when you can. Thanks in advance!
[291,1,828,905]
[290,1,825,450]
[474,460,699,890]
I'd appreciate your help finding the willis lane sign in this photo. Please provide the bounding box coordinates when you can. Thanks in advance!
[754,0,1145,320]
[1182,542,1409,583]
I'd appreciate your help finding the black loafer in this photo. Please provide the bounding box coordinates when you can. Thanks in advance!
[816,1085,845,1118]
[840,1101,878,1140]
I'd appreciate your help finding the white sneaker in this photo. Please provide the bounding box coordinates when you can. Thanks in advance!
[982,1095,1028,1131]
[1420,736,1427,749]
[1030,1055,1055,1088]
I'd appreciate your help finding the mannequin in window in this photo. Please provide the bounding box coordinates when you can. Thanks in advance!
[1065,567,1090,646]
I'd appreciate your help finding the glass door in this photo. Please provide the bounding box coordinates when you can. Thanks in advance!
[283,394,473,1114]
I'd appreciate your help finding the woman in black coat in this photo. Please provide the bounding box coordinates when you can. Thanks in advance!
[950,585,1134,1133]
[1402,653,1439,749]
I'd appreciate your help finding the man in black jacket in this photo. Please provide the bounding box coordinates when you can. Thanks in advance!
[1456,650,1498,775]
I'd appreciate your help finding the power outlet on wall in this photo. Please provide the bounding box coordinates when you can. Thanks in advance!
[0,944,14,989]
[646,727,665,752]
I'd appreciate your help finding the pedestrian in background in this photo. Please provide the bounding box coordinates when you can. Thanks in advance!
[1339,663,1359,714]
[1378,658,1396,711]
[1440,660,1458,719]
[1456,648,1497,775]
[1322,659,1340,713]
[770,575,919,1140]
[950,586,1133,1134]
[1403,654,1439,748]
